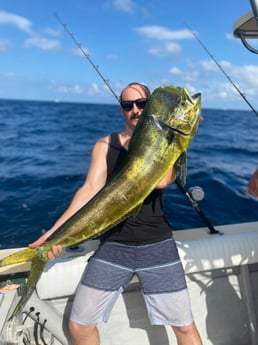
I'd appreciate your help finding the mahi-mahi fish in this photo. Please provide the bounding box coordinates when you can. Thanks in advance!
[0,86,201,318]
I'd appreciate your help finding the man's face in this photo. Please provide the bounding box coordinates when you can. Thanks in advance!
[120,85,148,130]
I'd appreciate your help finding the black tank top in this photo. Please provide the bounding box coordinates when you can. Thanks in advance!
[101,133,173,245]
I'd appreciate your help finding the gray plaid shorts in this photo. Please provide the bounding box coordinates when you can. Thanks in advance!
[70,239,193,326]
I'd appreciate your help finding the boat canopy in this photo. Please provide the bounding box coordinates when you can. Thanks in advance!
[233,0,258,53]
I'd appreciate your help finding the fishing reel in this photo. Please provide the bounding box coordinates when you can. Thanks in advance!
[188,186,205,201]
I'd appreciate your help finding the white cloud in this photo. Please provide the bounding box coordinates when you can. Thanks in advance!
[233,64,258,83]
[199,60,258,95]
[106,53,119,60]
[24,37,61,51]
[0,38,12,51]
[135,25,192,59]
[56,82,110,98]
[169,67,183,75]
[135,26,192,40]
[220,60,232,69]
[181,70,200,82]
[72,46,91,57]
[0,10,62,52]
[112,0,134,13]
[148,42,181,56]
[58,84,84,95]
[168,64,200,82]
[173,59,258,109]
[87,83,108,96]
[0,10,33,34]
[198,59,258,98]
[43,28,60,37]
[230,64,258,105]
[199,59,218,72]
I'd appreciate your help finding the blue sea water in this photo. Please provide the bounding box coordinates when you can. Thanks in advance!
[0,99,257,249]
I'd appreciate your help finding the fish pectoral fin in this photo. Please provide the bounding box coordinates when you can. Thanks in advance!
[130,204,143,216]
[175,151,187,187]
[9,256,47,320]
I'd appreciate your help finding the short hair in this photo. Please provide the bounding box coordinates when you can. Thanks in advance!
[119,82,151,101]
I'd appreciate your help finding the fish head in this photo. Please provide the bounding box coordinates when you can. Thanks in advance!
[144,86,201,138]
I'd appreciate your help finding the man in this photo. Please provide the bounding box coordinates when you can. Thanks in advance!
[30,82,203,345]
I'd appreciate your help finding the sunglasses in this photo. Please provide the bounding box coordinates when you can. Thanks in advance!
[120,98,148,111]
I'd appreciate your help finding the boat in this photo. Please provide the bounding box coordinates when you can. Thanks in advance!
[1,3,258,345]
[1,221,258,345]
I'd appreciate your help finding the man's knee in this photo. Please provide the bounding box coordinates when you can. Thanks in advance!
[172,322,198,336]
[69,320,98,340]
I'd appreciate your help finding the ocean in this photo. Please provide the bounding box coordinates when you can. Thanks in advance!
[0,99,257,249]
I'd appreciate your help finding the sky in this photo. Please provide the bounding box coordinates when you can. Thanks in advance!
[1,0,258,110]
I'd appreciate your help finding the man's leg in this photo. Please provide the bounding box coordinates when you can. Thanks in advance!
[69,321,100,345]
[68,243,134,345]
[136,240,203,345]
[172,322,203,345]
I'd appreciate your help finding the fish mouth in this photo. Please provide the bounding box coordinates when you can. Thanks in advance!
[190,92,202,104]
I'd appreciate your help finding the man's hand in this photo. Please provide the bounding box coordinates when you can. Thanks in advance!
[245,168,258,198]
[29,231,63,260]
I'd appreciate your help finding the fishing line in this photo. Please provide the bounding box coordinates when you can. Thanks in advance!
[185,23,258,116]
[54,12,120,103]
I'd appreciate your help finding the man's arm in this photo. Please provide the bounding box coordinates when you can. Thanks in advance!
[156,166,176,189]
[29,137,109,257]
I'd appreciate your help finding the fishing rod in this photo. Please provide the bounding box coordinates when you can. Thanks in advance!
[175,180,223,235]
[185,23,258,116]
[55,13,222,234]
[54,12,120,103]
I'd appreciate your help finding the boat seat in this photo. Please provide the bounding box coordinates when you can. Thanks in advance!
[36,232,258,300]
[177,231,258,274]
[36,240,99,300]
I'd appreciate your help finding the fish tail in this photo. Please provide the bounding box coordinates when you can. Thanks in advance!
[9,254,47,319]
[0,248,48,319]
[0,247,36,267]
